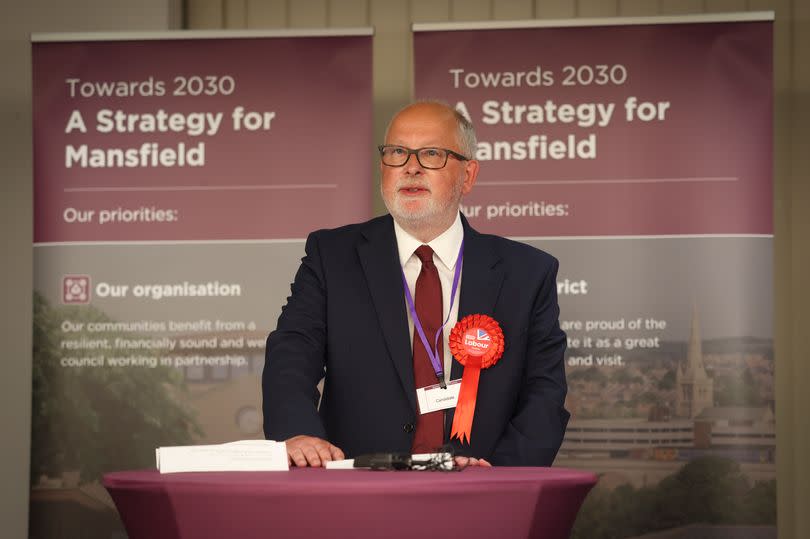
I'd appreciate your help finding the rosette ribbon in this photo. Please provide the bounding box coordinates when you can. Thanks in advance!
[448,314,504,444]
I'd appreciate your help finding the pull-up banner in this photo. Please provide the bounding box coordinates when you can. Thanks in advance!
[31,30,372,538]
[415,13,774,538]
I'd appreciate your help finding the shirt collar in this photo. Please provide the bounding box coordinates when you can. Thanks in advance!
[393,212,464,271]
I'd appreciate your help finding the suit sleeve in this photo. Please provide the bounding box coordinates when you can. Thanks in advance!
[490,256,570,466]
[262,232,330,441]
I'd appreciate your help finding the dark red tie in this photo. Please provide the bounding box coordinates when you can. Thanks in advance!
[410,245,444,453]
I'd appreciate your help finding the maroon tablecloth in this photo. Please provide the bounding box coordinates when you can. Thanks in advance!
[103,466,597,539]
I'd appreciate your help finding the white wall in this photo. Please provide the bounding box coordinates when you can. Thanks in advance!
[0,2,178,537]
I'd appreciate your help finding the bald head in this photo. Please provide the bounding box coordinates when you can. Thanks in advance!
[385,101,477,159]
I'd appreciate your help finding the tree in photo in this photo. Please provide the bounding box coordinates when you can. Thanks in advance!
[31,292,202,483]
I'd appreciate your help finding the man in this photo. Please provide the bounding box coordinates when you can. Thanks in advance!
[263,101,568,467]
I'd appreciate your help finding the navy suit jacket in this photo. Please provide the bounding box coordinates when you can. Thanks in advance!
[263,214,569,466]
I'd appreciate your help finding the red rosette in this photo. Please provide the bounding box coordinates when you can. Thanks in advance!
[448,314,505,444]
[449,314,504,369]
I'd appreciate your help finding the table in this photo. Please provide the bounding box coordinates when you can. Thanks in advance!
[103,467,597,539]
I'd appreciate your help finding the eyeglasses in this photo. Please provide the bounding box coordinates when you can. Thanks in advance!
[378,145,469,170]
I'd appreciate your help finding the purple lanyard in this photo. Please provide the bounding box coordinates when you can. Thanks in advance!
[401,238,464,390]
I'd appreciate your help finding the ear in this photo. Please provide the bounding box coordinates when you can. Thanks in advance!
[460,159,479,195]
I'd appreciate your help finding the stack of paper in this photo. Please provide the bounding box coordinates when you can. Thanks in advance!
[155,440,289,473]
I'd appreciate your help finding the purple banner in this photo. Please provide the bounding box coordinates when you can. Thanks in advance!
[415,15,774,539]
[415,19,771,238]
[34,34,371,241]
[30,31,372,539]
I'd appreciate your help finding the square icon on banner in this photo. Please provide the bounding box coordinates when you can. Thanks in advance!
[63,275,91,304]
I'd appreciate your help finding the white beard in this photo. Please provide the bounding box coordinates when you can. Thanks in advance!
[382,178,463,237]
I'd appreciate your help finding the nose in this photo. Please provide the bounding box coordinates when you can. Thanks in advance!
[402,152,424,175]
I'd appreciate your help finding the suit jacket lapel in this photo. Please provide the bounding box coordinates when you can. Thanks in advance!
[451,216,505,379]
[357,216,417,412]
[447,216,505,435]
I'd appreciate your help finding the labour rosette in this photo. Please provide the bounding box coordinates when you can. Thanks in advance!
[448,314,504,444]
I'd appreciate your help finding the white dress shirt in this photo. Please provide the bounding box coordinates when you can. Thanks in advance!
[393,212,464,385]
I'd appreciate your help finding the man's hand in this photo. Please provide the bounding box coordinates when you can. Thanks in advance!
[285,435,345,467]
[454,456,492,468]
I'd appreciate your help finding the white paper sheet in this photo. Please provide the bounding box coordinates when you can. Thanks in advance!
[156,440,289,473]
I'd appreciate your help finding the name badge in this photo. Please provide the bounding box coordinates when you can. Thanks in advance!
[416,379,461,414]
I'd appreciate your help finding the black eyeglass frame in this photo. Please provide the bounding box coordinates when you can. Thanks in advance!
[377,144,470,170]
